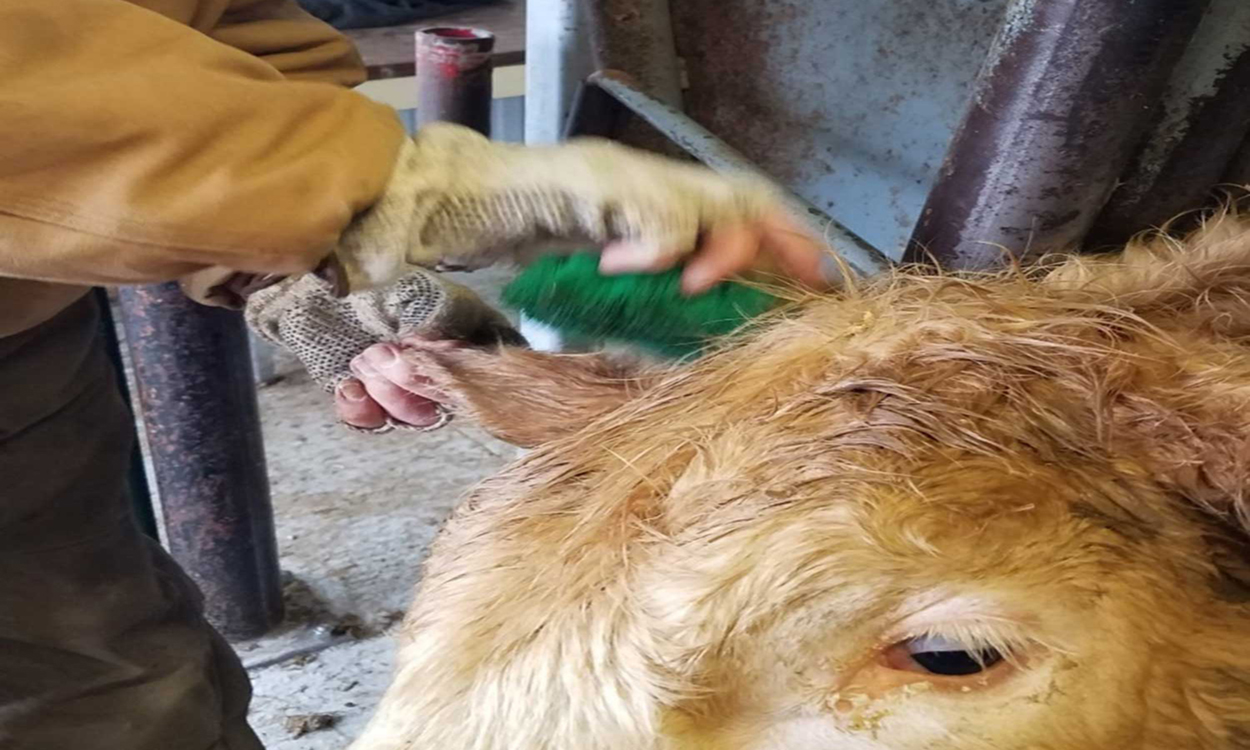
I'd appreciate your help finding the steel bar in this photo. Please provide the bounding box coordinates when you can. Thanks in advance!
[116,283,282,640]
[93,288,159,541]
[906,0,1210,269]
[580,70,891,277]
[524,0,592,146]
[416,27,495,135]
[523,0,592,352]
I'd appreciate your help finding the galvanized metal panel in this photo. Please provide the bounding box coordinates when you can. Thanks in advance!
[671,0,1011,259]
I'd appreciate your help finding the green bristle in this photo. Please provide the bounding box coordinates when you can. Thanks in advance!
[502,251,778,359]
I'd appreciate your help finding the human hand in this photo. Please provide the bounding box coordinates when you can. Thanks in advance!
[331,123,832,295]
[333,340,459,432]
[245,267,522,434]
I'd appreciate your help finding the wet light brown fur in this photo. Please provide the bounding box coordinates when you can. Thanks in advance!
[351,213,1250,749]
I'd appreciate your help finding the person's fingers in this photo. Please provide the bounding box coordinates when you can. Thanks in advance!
[334,378,388,429]
[598,240,685,275]
[350,345,443,427]
[680,224,761,295]
[362,342,453,403]
[596,212,829,292]
[353,366,443,427]
[759,211,829,290]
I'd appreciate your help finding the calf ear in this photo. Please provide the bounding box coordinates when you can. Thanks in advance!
[400,343,664,448]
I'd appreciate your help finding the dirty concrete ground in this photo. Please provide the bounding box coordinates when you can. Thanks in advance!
[116,266,521,747]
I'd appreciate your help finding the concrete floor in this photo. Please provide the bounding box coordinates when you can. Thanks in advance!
[224,266,520,747]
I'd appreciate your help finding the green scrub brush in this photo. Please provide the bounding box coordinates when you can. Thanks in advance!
[501,251,779,359]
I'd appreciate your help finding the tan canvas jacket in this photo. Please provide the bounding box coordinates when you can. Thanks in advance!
[0,0,407,336]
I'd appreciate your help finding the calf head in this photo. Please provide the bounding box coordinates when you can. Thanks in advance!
[353,216,1250,749]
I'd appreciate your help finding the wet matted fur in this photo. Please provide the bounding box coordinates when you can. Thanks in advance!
[352,213,1250,750]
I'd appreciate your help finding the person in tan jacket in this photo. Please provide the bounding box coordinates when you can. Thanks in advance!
[0,1,825,747]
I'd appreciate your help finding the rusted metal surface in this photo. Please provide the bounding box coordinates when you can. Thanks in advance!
[1087,0,1250,246]
[607,0,1250,265]
[416,27,495,135]
[578,0,682,108]
[669,0,1012,257]
[575,0,688,160]
[906,0,1210,269]
[117,283,282,640]
[578,71,889,278]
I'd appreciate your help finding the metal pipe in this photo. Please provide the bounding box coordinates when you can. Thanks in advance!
[93,288,159,541]
[523,0,592,352]
[906,0,1210,269]
[583,71,891,278]
[416,27,495,135]
[579,0,684,109]
[525,0,592,146]
[1087,0,1250,247]
[116,283,283,640]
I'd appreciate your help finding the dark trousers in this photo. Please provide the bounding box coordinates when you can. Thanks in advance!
[0,296,262,750]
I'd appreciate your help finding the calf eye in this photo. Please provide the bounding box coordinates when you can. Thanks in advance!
[885,635,1005,677]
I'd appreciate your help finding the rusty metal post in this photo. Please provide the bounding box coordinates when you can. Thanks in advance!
[1088,0,1250,247]
[416,27,495,135]
[116,283,283,640]
[94,288,159,541]
[906,0,1210,270]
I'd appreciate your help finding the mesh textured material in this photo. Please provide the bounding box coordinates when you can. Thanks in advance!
[416,182,770,272]
[418,189,705,269]
[245,267,512,392]
[332,125,784,291]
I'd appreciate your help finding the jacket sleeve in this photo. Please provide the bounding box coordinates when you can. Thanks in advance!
[0,0,407,290]
[208,0,372,87]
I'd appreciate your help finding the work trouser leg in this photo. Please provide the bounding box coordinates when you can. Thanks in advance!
[0,295,264,750]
